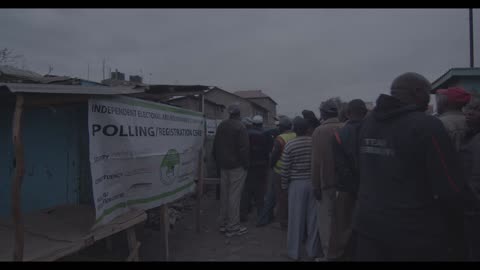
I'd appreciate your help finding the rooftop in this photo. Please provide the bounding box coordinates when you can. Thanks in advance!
[431,67,480,93]
[233,90,277,105]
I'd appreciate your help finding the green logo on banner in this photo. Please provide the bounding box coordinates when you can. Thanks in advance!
[160,149,180,185]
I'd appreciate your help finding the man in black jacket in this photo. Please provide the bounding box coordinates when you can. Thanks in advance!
[240,115,270,222]
[257,116,293,227]
[213,103,250,237]
[353,72,464,261]
[332,99,368,260]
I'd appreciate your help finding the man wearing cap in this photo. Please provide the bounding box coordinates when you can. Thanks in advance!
[213,103,250,237]
[257,116,288,227]
[264,116,282,153]
[258,116,296,229]
[240,115,270,222]
[353,72,464,260]
[242,117,254,130]
[436,87,471,260]
[311,98,344,260]
[436,87,472,152]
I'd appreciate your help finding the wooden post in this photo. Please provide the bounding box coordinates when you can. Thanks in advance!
[158,205,169,261]
[195,150,203,233]
[11,95,25,261]
[195,94,205,233]
[469,8,475,68]
[126,227,140,261]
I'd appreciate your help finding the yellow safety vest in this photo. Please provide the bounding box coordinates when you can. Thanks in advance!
[273,132,297,174]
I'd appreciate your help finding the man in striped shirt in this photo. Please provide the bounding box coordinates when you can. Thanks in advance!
[280,116,321,261]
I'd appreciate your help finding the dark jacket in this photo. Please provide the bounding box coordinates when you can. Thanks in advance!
[333,119,363,195]
[460,128,480,212]
[213,118,249,170]
[264,128,281,153]
[248,127,270,168]
[332,119,363,259]
[354,94,464,248]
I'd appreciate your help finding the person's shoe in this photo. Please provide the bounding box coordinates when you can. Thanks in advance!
[256,222,268,228]
[308,255,326,262]
[225,226,248,237]
[219,225,226,233]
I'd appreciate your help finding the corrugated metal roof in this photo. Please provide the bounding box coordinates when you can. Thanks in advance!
[431,68,480,93]
[0,65,44,79]
[0,83,145,95]
[0,65,48,83]
[147,84,212,95]
[234,90,277,105]
[234,90,269,99]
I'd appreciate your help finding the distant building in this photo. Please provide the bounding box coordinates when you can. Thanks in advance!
[101,78,145,88]
[129,75,143,84]
[206,88,270,126]
[111,70,125,81]
[233,90,277,127]
[167,95,225,120]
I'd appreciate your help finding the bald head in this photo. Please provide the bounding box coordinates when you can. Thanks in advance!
[390,72,431,111]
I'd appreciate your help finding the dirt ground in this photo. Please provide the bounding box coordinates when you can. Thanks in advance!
[162,190,290,261]
[62,188,320,261]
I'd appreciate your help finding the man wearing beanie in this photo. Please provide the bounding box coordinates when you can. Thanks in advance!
[311,98,344,260]
[353,72,464,261]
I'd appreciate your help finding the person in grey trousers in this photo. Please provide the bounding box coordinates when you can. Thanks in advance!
[213,103,250,237]
[280,117,321,261]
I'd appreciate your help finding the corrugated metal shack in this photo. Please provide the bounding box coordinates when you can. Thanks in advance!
[0,82,153,261]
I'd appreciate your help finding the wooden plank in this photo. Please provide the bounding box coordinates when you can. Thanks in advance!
[11,94,25,261]
[91,210,147,241]
[158,205,169,261]
[126,227,139,262]
[126,242,141,262]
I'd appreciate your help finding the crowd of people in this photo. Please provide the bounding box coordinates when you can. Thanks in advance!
[212,71,480,261]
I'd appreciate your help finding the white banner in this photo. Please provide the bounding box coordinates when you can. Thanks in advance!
[88,96,204,227]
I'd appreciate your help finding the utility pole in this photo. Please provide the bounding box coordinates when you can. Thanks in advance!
[47,65,53,75]
[87,63,90,80]
[469,8,474,68]
[102,58,106,80]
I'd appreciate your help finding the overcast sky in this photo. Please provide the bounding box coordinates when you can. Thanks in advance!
[1,9,479,117]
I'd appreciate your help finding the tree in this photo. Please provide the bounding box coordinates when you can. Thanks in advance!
[0,48,22,66]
